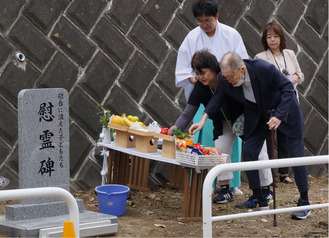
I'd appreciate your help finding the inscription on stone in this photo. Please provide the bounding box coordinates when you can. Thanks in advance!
[18,88,69,204]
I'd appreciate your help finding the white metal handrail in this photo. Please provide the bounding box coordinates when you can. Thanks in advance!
[202,155,329,238]
[0,187,80,238]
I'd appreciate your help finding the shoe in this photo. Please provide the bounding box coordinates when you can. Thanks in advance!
[263,190,273,204]
[280,175,294,184]
[291,199,311,219]
[258,200,269,211]
[231,187,243,195]
[235,196,269,210]
[213,190,234,204]
[235,196,258,209]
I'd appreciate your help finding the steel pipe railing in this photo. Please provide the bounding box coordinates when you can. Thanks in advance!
[202,155,329,237]
[0,187,80,237]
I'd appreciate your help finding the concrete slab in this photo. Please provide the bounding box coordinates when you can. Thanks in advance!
[6,199,84,220]
[0,210,118,237]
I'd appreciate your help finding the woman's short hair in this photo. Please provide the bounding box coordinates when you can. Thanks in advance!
[261,20,286,51]
[191,50,220,74]
[192,0,218,18]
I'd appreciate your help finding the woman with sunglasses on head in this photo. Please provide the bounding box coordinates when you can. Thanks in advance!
[255,20,304,184]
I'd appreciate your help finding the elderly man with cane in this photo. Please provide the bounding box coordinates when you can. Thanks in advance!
[189,51,310,220]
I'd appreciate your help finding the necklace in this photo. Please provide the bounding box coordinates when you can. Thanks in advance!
[270,49,287,72]
[272,51,281,57]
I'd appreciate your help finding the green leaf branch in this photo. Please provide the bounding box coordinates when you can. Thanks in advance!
[97,104,111,128]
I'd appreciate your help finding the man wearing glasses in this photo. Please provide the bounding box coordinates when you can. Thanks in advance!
[189,52,310,219]
[174,0,273,207]
[175,0,248,100]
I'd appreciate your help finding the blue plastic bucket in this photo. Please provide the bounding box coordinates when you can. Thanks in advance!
[95,184,130,216]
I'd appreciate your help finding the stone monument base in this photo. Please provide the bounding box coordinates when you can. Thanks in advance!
[5,199,84,220]
[0,210,118,237]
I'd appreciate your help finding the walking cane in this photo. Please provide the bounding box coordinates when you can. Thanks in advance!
[267,109,277,227]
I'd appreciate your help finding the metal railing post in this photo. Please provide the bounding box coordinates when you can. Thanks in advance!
[0,187,80,238]
[203,155,329,238]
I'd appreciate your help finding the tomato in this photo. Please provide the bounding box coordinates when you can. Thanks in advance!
[160,128,169,135]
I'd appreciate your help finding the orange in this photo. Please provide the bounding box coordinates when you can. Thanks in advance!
[111,115,122,125]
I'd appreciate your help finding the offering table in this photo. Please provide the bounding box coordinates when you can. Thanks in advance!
[97,141,210,221]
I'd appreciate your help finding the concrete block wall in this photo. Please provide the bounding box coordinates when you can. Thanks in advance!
[0,0,327,191]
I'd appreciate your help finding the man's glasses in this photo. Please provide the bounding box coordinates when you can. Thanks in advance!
[196,17,215,26]
[221,67,242,81]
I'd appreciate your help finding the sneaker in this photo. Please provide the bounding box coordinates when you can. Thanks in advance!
[235,196,269,210]
[291,199,311,219]
[231,187,243,195]
[263,190,273,204]
[235,196,258,209]
[258,200,269,211]
[213,190,234,204]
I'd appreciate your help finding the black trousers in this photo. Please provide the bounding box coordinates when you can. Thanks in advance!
[243,122,309,194]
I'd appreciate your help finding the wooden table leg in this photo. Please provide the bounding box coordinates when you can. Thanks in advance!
[195,170,207,215]
[189,169,197,217]
[106,149,114,184]
[182,168,190,219]
[168,164,184,189]
[128,156,150,191]
[107,150,129,185]
[178,168,208,222]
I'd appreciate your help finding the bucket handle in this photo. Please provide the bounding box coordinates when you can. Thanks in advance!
[95,189,130,196]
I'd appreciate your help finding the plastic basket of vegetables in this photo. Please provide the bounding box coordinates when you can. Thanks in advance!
[174,131,228,168]
[175,151,227,167]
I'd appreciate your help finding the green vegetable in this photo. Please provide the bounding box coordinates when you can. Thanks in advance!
[171,128,191,139]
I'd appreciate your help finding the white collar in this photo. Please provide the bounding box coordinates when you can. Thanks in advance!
[244,68,251,86]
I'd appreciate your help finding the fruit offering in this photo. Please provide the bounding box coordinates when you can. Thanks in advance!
[109,114,144,127]
[110,115,122,125]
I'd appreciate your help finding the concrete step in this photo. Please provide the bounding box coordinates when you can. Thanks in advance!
[0,210,118,237]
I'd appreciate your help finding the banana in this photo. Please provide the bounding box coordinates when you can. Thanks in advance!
[122,117,134,127]
[120,117,127,126]
[119,113,142,127]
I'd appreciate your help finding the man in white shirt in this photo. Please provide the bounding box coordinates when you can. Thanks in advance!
[175,0,248,100]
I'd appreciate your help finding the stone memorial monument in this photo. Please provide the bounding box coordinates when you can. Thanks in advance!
[0,88,117,237]
[7,88,75,219]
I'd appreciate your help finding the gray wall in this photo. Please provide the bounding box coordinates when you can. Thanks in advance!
[0,0,327,191]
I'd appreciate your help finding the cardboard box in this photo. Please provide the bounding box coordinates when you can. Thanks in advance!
[154,133,176,159]
[108,123,136,148]
[128,128,158,153]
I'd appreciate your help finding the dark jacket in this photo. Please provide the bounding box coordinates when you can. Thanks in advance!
[205,58,304,140]
[188,81,243,140]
